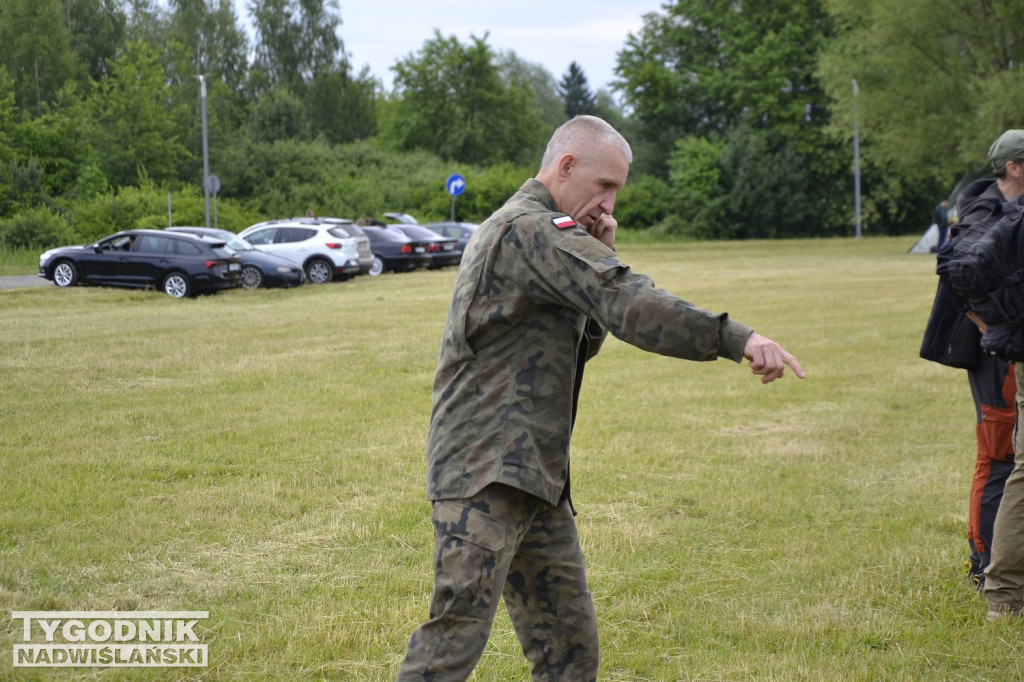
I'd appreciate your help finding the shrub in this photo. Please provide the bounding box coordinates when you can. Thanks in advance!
[616,174,671,231]
[0,206,75,250]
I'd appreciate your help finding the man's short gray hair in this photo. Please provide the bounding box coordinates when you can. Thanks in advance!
[540,115,633,170]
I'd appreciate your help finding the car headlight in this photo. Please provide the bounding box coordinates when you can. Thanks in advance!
[276,266,293,274]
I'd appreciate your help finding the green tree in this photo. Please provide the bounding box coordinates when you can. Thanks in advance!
[716,124,824,239]
[246,0,376,143]
[14,83,94,200]
[615,0,848,237]
[0,0,82,114]
[559,61,596,118]
[496,51,565,134]
[248,0,343,94]
[305,66,379,144]
[819,0,1024,182]
[616,0,834,173]
[247,88,308,143]
[169,0,249,93]
[0,66,16,166]
[124,0,170,44]
[62,0,127,84]
[84,40,191,187]
[665,135,724,238]
[163,0,252,186]
[383,31,545,165]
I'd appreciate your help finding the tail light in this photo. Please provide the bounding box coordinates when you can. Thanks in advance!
[325,242,342,249]
[400,244,413,254]
[204,260,221,268]
[427,244,440,253]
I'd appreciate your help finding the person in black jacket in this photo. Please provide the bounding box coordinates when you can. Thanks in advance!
[921,129,1024,589]
[982,131,1024,619]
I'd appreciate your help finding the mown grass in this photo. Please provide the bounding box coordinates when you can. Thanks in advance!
[2,237,1022,681]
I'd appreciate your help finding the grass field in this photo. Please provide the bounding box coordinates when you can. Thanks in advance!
[2,237,1022,681]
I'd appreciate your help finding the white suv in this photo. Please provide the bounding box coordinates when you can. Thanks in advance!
[239,219,373,284]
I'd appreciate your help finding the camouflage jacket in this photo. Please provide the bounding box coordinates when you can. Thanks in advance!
[426,179,753,505]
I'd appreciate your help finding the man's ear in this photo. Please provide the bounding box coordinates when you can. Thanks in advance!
[557,154,576,180]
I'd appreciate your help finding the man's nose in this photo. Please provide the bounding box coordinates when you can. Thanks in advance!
[601,195,616,215]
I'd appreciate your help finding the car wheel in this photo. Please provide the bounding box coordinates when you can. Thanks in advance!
[368,256,385,277]
[240,265,264,289]
[162,272,191,298]
[53,260,79,287]
[305,258,333,284]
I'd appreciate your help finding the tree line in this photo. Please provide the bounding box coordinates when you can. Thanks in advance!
[1,0,1021,251]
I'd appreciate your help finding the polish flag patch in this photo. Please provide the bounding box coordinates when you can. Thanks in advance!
[552,215,576,230]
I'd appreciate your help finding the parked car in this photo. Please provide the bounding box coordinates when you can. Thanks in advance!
[383,212,419,225]
[238,220,371,283]
[393,224,463,269]
[359,224,433,276]
[423,221,479,251]
[166,227,304,289]
[38,229,241,298]
[310,218,375,274]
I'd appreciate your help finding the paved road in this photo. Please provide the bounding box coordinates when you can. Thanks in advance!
[0,275,49,290]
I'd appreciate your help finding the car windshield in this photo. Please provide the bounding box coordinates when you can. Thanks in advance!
[385,212,418,224]
[221,234,254,251]
[98,235,133,251]
[400,226,443,240]
[209,245,237,259]
[328,226,355,239]
[366,226,409,243]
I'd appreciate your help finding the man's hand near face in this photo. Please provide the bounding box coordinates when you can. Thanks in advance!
[587,213,617,249]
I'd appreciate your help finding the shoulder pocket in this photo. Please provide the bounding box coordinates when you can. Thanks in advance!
[554,236,620,276]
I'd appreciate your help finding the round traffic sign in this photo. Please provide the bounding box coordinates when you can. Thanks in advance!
[446,174,466,197]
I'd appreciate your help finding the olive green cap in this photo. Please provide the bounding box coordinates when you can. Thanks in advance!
[988,129,1024,171]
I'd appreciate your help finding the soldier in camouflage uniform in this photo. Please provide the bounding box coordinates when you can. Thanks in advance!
[396,115,804,681]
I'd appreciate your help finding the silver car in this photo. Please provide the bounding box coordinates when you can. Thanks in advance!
[238,219,373,283]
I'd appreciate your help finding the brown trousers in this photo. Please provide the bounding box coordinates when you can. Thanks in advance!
[985,363,1024,610]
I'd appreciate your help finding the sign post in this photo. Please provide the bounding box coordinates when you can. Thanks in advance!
[204,175,221,229]
[198,75,211,228]
[446,173,466,221]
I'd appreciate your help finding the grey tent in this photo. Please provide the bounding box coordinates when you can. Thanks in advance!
[910,223,939,253]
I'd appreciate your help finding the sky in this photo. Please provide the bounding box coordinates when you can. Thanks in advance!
[235,0,666,93]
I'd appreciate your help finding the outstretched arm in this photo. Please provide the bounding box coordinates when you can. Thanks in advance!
[744,332,805,384]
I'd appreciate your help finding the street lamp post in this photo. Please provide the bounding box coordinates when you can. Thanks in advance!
[852,78,862,239]
[198,74,211,228]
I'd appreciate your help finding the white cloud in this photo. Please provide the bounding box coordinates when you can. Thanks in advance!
[237,0,661,92]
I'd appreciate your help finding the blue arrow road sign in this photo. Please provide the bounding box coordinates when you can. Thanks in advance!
[446,174,466,197]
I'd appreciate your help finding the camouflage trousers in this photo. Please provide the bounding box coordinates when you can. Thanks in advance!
[396,483,598,681]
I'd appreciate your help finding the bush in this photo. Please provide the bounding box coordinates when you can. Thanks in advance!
[65,184,165,243]
[420,163,531,223]
[0,207,75,250]
[616,174,671,231]
[62,182,265,242]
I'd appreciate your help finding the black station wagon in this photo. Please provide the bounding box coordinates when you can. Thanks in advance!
[39,229,242,298]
